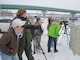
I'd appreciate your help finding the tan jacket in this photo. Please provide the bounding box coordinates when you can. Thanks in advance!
[0,27,19,55]
[34,22,43,35]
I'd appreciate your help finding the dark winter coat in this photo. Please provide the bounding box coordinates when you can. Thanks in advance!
[16,17,41,45]
[0,27,19,55]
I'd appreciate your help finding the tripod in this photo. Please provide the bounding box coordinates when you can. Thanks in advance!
[32,34,48,60]
[59,23,70,46]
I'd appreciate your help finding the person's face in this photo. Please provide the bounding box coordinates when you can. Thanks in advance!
[38,19,42,24]
[15,26,24,32]
[21,13,27,18]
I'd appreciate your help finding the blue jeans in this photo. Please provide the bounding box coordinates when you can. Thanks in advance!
[0,52,2,60]
[0,52,19,60]
[51,40,54,47]
[48,36,57,52]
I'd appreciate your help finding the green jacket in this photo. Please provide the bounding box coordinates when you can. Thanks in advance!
[25,18,32,41]
[22,18,32,46]
[48,23,61,38]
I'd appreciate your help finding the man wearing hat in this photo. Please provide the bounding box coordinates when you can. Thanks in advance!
[0,19,26,60]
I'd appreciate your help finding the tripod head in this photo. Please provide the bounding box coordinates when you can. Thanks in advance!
[59,22,69,36]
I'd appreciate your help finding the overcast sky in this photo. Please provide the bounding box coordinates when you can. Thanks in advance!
[1,0,80,11]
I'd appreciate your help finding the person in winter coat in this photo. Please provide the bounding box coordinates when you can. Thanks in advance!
[13,8,41,60]
[0,19,26,60]
[33,18,43,53]
[47,17,54,47]
[47,16,52,30]
[48,19,61,53]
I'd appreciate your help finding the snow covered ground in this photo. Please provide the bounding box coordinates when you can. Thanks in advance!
[0,18,79,60]
[0,18,80,60]
[22,19,80,60]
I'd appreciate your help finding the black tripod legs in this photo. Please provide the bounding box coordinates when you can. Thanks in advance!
[33,35,48,60]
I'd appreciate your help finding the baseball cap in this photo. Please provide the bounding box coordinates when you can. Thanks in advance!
[11,18,26,28]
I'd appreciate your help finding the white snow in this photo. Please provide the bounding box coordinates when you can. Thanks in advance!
[0,18,80,60]
[22,19,80,60]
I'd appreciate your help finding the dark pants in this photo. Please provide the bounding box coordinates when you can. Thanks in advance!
[18,38,34,60]
[48,36,57,52]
